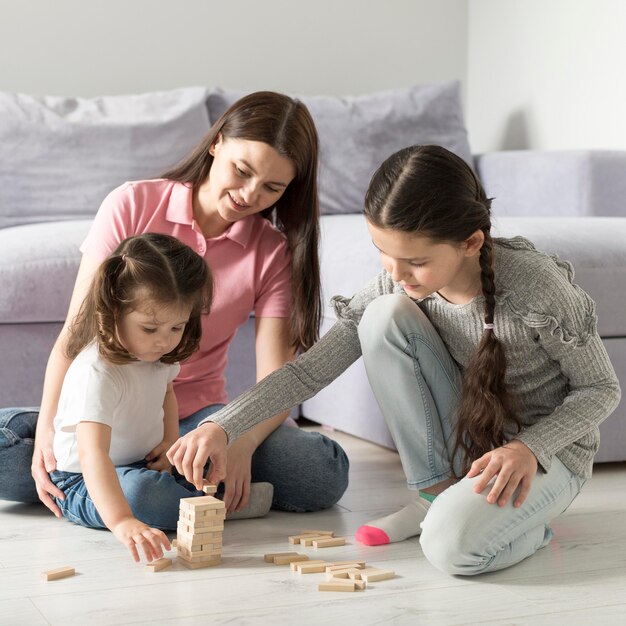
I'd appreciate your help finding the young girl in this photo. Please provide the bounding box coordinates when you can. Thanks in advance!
[2,91,348,519]
[168,145,621,575]
[50,233,214,563]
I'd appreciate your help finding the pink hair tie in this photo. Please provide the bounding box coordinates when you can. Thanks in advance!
[483,323,495,331]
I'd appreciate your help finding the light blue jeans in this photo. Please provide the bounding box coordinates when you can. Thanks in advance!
[0,403,349,521]
[358,294,585,576]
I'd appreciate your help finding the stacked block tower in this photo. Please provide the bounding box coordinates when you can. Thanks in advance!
[176,484,225,569]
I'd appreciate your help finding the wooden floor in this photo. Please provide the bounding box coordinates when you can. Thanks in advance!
[1,426,626,626]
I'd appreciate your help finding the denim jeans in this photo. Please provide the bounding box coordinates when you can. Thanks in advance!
[358,294,585,575]
[51,462,201,530]
[180,404,350,512]
[0,404,349,513]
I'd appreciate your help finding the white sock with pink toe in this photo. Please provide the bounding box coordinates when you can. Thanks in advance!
[355,498,431,545]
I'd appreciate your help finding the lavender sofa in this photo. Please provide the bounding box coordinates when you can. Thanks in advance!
[1,85,624,463]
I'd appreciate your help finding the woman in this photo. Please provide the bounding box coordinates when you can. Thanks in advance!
[0,91,349,517]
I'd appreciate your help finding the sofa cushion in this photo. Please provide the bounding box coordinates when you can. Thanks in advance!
[207,83,472,216]
[0,88,210,229]
[0,220,90,323]
[319,214,626,338]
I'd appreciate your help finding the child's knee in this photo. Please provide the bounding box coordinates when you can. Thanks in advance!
[359,294,422,350]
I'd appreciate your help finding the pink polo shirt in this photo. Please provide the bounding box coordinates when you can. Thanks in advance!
[80,179,292,418]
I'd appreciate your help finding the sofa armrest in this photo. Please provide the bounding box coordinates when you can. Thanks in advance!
[474,150,626,217]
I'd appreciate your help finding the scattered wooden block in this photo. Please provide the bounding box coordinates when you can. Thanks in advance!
[291,559,326,572]
[312,537,346,548]
[325,567,362,580]
[288,533,320,544]
[353,578,367,590]
[359,567,395,582]
[319,580,357,592]
[299,535,333,546]
[325,563,364,573]
[264,552,300,563]
[146,558,172,573]
[300,529,334,537]
[297,561,331,574]
[273,553,309,566]
[41,566,75,581]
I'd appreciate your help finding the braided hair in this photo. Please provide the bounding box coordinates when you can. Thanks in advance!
[364,145,520,475]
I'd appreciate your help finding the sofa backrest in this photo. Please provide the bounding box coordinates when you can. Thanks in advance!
[0,87,211,229]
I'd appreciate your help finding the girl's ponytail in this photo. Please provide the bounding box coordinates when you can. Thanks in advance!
[451,230,521,475]
[365,144,521,475]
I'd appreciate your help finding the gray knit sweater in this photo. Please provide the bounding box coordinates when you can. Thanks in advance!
[205,237,621,479]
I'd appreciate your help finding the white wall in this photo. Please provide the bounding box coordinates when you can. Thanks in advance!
[0,0,468,98]
[467,0,626,152]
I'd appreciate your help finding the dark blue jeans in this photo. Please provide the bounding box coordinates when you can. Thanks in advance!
[0,405,349,512]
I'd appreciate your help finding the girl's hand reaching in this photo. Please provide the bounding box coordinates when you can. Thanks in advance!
[112,517,171,563]
[467,440,538,508]
[145,440,175,473]
[167,422,228,489]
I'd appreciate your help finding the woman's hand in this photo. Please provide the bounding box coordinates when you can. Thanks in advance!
[111,517,171,563]
[167,422,228,490]
[466,440,538,508]
[223,437,255,513]
[145,440,175,473]
[31,427,65,517]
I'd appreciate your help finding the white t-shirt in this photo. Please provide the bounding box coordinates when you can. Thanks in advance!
[53,343,180,473]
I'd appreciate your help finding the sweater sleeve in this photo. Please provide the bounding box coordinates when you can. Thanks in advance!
[514,272,621,473]
[201,273,399,441]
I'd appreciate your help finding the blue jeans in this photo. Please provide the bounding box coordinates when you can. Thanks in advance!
[0,404,349,513]
[51,462,202,530]
[358,294,585,575]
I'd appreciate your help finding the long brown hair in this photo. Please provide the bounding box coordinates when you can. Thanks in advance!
[66,233,212,365]
[364,145,520,475]
[162,91,321,352]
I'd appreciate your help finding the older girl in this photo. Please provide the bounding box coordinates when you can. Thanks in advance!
[168,145,620,575]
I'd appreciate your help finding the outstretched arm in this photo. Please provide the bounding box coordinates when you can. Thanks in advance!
[167,319,362,488]
[221,316,295,512]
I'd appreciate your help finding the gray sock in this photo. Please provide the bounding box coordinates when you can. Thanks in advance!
[224,482,274,520]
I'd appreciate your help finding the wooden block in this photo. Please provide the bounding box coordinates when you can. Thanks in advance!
[326,563,364,572]
[300,529,334,537]
[273,553,309,566]
[180,495,225,512]
[264,552,300,563]
[178,555,220,569]
[146,558,172,572]
[177,528,224,547]
[353,579,367,590]
[288,533,320,544]
[313,537,346,548]
[290,558,325,571]
[178,549,222,562]
[319,580,356,592]
[297,561,331,574]
[359,568,395,582]
[325,567,362,580]
[418,477,458,503]
[300,535,333,546]
[202,483,218,495]
[41,566,75,581]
